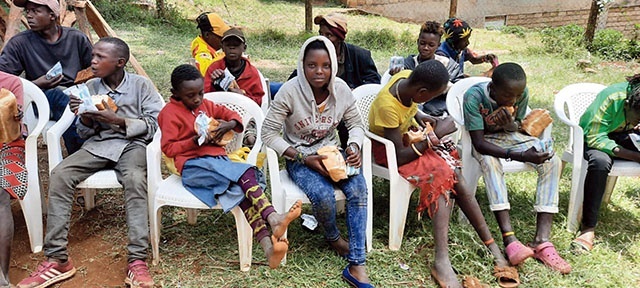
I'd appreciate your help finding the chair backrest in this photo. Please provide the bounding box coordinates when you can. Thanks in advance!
[380,69,391,85]
[446,77,491,127]
[204,91,265,164]
[20,78,49,136]
[257,70,270,114]
[554,83,606,123]
[353,84,383,130]
[553,83,606,149]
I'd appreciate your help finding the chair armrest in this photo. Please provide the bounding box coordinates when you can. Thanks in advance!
[46,107,76,172]
[364,131,400,173]
[553,96,580,129]
[146,131,163,198]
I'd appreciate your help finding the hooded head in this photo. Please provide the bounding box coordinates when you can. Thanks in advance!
[296,36,338,99]
[626,73,640,109]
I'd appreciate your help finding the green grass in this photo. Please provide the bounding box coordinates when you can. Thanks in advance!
[80,0,640,287]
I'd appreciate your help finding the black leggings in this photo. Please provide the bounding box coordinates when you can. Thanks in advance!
[581,147,614,229]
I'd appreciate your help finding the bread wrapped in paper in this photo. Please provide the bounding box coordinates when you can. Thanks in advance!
[402,122,440,148]
[91,94,118,111]
[0,88,21,143]
[521,109,553,137]
[193,112,235,146]
[317,145,347,182]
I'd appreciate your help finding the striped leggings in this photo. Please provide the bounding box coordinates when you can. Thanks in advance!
[238,168,276,242]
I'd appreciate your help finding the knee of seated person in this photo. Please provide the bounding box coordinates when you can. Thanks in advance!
[121,170,147,186]
[587,153,613,171]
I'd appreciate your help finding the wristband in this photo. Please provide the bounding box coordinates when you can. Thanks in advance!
[411,143,423,156]
[295,152,305,163]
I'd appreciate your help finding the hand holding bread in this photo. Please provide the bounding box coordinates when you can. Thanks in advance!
[486,106,515,127]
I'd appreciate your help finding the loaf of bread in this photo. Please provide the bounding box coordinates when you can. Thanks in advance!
[74,67,95,84]
[402,123,440,148]
[207,118,235,146]
[91,94,118,111]
[521,109,553,137]
[486,106,515,124]
[0,88,22,143]
[317,145,348,182]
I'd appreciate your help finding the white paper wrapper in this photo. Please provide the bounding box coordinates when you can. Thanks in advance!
[214,68,236,91]
[301,214,318,231]
[194,111,211,146]
[389,56,404,71]
[630,133,640,152]
[46,61,63,80]
[63,84,97,114]
[533,138,554,153]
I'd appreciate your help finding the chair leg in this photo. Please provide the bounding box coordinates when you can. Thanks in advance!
[186,208,199,225]
[566,161,587,233]
[336,199,346,214]
[388,180,413,251]
[83,188,97,211]
[602,175,618,209]
[151,205,162,266]
[19,193,43,253]
[230,206,252,272]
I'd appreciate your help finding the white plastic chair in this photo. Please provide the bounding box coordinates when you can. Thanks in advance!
[257,70,270,114]
[18,78,48,253]
[266,104,374,262]
[352,83,417,251]
[553,83,609,233]
[446,77,553,203]
[380,69,391,85]
[148,92,260,270]
[46,92,165,211]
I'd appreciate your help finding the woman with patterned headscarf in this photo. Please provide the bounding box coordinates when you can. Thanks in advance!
[436,18,497,75]
[575,73,640,252]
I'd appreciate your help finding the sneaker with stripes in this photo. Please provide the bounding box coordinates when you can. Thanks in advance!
[17,259,76,288]
[124,260,154,288]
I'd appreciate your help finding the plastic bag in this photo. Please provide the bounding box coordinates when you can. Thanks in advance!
[46,61,63,80]
[63,84,97,114]
[194,111,210,146]
[214,68,237,91]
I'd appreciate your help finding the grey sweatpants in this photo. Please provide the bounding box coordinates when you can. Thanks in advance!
[44,143,149,263]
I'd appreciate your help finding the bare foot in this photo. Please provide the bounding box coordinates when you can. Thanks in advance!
[432,260,461,288]
[267,235,289,269]
[271,200,303,239]
[328,237,349,257]
[487,243,510,268]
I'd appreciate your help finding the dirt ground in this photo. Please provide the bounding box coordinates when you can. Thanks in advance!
[8,144,132,287]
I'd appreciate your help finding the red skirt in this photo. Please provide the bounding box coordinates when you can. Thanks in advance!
[1,139,26,200]
[373,141,459,218]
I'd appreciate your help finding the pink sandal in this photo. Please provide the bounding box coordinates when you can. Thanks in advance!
[505,241,534,266]
[530,242,572,274]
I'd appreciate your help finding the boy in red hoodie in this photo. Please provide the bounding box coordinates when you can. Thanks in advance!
[159,64,300,269]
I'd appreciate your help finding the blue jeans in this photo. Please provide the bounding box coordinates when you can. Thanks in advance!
[286,159,367,265]
[44,89,84,154]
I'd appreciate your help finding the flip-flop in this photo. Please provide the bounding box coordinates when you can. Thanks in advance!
[342,264,374,288]
[505,241,534,266]
[493,266,520,288]
[462,276,489,288]
[571,236,594,252]
[530,242,572,274]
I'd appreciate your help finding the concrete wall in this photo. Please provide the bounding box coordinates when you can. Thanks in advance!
[343,0,640,37]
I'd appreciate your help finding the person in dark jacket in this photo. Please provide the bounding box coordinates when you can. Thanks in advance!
[288,12,380,149]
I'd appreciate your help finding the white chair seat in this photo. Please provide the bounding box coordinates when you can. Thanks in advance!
[149,92,263,271]
[76,170,122,189]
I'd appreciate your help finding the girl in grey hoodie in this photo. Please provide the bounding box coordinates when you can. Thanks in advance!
[262,36,372,287]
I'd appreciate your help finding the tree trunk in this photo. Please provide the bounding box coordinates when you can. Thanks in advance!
[305,0,312,32]
[449,0,457,18]
[156,0,165,19]
[584,0,599,46]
